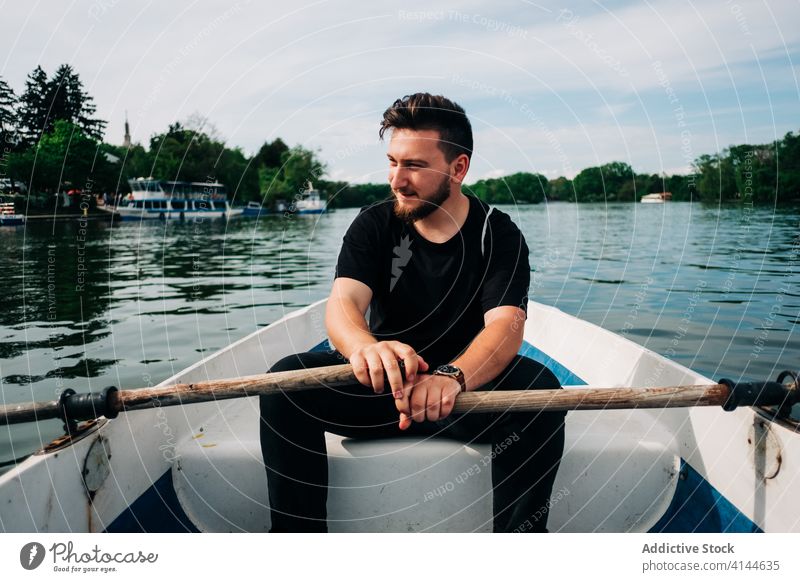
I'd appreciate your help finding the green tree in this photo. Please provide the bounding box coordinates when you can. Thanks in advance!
[216,146,259,203]
[149,122,220,182]
[0,76,16,147]
[504,172,547,203]
[666,174,696,201]
[695,152,737,203]
[17,66,49,146]
[548,176,573,201]
[636,173,665,196]
[323,181,390,208]
[254,138,289,169]
[17,64,106,146]
[778,131,800,202]
[105,142,152,187]
[37,120,105,190]
[260,145,326,203]
[465,173,547,204]
[9,119,109,208]
[599,161,636,201]
[573,162,636,202]
[572,166,604,201]
[728,144,777,204]
[47,64,106,141]
[146,122,261,201]
[468,178,492,202]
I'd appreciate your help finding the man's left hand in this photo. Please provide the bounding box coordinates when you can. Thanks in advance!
[394,373,462,430]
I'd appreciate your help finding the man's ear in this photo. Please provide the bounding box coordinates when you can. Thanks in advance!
[451,153,470,184]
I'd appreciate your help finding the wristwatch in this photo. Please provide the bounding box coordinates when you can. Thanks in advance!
[433,364,467,392]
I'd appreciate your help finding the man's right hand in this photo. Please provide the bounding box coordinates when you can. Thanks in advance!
[348,341,429,398]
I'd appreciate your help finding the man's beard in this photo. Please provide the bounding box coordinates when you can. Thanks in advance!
[392,175,451,224]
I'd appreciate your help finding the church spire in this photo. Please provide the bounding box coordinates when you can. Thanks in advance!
[123,111,131,148]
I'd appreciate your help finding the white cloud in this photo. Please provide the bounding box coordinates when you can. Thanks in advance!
[1,0,796,182]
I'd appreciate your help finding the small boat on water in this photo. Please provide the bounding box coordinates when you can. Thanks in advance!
[0,299,797,532]
[104,178,244,221]
[241,201,290,217]
[641,192,672,203]
[291,182,326,214]
[242,201,265,217]
[0,202,25,226]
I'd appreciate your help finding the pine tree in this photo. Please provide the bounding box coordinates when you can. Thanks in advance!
[17,65,49,146]
[47,64,106,141]
[0,76,16,146]
[17,64,107,146]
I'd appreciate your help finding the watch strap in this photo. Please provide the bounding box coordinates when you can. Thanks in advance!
[434,365,467,392]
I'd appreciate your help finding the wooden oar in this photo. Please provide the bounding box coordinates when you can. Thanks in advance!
[0,364,796,426]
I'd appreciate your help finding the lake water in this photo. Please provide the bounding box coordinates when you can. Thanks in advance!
[1,201,798,466]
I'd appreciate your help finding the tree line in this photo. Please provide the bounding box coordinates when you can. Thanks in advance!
[328,133,800,206]
[465,136,799,205]
[0,65,326,210]
[0,64,797,211]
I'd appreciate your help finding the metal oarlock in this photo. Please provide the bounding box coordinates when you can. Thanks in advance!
[718,370,799,412]
[58,386,119,432]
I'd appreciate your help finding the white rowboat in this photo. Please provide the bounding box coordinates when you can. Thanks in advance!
[0,300,795,532]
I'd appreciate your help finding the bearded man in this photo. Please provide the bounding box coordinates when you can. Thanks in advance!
[259,92,566,533]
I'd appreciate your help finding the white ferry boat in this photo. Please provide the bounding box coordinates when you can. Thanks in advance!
[107,178,244,221]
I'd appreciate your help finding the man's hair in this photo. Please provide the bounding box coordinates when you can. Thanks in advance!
[379,93,473,162]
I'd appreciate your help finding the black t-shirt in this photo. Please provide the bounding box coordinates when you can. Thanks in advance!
[335,194,530,365]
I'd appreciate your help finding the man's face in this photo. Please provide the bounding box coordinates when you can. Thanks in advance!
[387,128,453,223]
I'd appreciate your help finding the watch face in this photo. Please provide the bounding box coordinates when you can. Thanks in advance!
[437,365,459,375]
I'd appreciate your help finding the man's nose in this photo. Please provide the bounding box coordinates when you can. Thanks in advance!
[389,167,408,190]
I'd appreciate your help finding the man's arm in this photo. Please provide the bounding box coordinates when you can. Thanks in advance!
[451,305,526,391]
[325,277,375,359]
[325,277,428,397]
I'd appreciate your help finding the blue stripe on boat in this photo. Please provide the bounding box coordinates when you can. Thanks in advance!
[649,460,761,533]
[517,341,587,386]
[104,470,199,533]
[106,339,760,533]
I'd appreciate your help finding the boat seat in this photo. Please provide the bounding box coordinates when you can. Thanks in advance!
[172,398,680,532]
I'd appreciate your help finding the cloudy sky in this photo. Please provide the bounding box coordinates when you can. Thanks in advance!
[2,0,798,183]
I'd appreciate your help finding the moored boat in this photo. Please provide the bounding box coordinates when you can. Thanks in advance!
[242,201,265,217]
[0,299,796,532]
[641,192,672,203]
[0,202,25,226]
[291,182,326,214]
[104,178,244,221]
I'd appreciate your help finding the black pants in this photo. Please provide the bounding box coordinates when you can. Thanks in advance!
[259,350,566,533]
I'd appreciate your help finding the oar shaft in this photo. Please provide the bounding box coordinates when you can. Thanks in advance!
[0,399,62,425]
[116,364,358,411]
[451,384,730,414]
[0,384,734,424]
[0,364,795,426]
